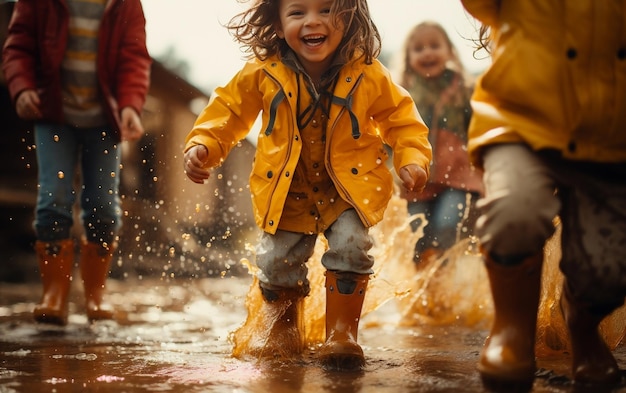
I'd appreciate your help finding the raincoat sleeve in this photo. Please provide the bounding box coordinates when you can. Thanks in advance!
[460,0,500,27]
[184,61,264,169]
[368,63,432,178]
[113,0,151,115]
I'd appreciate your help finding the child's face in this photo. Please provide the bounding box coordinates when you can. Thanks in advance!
[276,0,345,77]
[407,26,452,79]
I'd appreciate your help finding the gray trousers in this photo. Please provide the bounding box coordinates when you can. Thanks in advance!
[477,143,626,309]
[255,209,375,293]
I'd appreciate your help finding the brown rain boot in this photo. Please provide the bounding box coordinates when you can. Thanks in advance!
[33,239,75,326]
[478,252,543,392]
[318,270,369,370]
[250,286,305,360]
[560,282,621,385]
[80,240,116,321]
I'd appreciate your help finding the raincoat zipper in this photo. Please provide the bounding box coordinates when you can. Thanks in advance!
[259,69,297,230]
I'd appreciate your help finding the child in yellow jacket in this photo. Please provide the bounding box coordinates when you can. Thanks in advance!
[461,0,626,390]
[183,0,431,370]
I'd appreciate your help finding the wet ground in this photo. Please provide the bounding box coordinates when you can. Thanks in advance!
[2,198,626,392]
[2,273,626,393]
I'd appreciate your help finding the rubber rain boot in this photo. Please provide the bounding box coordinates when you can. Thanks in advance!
[478,252,543,392]
[33,239,75,326]
[80,240,116,321]
[318,270,369,370]
[560,282,621,385]
[250,286,305,360]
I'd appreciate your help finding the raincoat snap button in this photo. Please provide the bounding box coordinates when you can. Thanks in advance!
[566,48,577,59]
[567,141,577,152]
[267,171,273,178]
[269,220,274,226]
[351,168,358,175]
[346,77,352,83]
[285,171,290,177]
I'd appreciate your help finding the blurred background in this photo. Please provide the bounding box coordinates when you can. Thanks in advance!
[0,1,490,282]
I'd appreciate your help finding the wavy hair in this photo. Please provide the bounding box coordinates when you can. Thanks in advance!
[226,0,381,64]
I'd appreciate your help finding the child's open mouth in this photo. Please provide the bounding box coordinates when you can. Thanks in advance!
[302,35,326,46]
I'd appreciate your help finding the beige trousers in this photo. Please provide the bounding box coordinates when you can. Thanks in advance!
[477,143,626,308]
[255,209,374,292]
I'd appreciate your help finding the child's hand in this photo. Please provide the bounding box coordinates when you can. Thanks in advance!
[15,89,42,120]
[399,164,427,192]
[184,145,211,184]
[120,107,145,142]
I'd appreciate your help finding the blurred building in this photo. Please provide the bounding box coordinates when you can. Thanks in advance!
[0,2,257,281]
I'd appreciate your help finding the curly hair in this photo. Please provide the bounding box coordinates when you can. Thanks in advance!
[226,0,381,64]
[474,24,492,55]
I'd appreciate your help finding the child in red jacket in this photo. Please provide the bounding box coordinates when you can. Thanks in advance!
[3,0,151,326]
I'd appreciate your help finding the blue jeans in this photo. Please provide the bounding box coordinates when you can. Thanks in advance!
[34,123,122,244]
[408,188,479,254]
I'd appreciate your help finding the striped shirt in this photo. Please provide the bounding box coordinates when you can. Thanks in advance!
[62,0,107,128]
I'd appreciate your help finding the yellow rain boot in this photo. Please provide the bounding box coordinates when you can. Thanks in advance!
[560,282,621,385]
[318,270,369,370]
[80,240,116,321]
[249,286,305,360]
[478,252,543,392]
[33,239,75,326]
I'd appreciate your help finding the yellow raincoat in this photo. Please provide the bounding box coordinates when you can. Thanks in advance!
[461,0,626,167]
[185,56,431,234]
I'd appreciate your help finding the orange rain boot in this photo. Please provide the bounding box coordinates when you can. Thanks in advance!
[79,240,116,321]
[560,282,621,385]
[33,239,75,326]
[478,252,543,392]
[318,270,369,370]
[249,286,305,360]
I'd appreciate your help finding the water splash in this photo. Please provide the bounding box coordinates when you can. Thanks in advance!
[230,195,626,360]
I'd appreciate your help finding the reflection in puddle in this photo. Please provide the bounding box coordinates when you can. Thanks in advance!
[1,195,625,392]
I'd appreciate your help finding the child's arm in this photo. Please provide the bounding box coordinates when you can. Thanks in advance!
[184,61,264,169]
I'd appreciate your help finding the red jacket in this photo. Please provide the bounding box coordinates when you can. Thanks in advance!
[2,0,151,141]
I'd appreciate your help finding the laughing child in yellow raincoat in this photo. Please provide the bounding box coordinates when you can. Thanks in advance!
[183,0,431,370]
[461,0,626,390]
